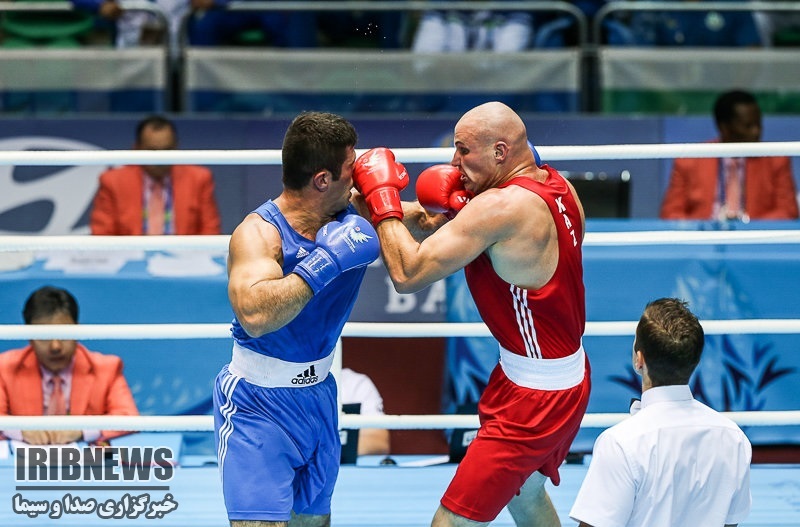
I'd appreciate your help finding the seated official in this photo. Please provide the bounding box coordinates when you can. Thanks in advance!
[661,90,799,221]
[341,367,390,456]
[185,0,317,47]
[0,286,139,445]
[90,115,221,235]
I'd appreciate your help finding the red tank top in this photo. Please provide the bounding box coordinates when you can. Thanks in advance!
[464,166,585,359]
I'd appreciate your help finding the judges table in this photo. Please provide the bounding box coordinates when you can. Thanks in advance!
[0,220,799,442]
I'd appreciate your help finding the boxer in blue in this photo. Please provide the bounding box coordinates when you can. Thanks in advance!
[213,111,389,526]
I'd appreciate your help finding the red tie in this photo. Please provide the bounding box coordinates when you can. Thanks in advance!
[147,180,165,235]
[46,375,67,416]
[724,158,742,219]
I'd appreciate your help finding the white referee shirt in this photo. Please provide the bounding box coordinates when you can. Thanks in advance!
[340,368,384,415]
[569,385,751,527]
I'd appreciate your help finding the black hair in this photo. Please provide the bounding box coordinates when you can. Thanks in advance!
[713,90,758,128]
[22,286,79,324]
[281,112,358,190]
[136,115,177,142]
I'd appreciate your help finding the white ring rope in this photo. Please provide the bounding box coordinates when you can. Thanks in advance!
[3,230,800,253]
[0,235,227,252]
[2,320,800,341]
[1,143,798,433]
[1,142,800,165]
[1,411,798,432]
[1,320,799,431]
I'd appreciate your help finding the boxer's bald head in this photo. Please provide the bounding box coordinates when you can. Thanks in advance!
[456,101,528,153]
[452,102,535,192]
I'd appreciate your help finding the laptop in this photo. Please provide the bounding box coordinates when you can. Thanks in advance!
[339,403,361,465]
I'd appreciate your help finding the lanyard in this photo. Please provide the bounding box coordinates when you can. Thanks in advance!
[142,176,173,235]
[717,158,743,207]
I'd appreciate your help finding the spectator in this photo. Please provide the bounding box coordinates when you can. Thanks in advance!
[0,5,96,48]
[570,297,751,527]
[340,367,390,456]
[90,115,221,235]
[411,0,604,52]
[0,286,139,445]
[412,8,533,53]
[86,0,188,49]
[627,0,762,47]
[660,90,799,221]
[71,0,186,49]
[185,0,317,47]
[318,8,405,49]
[756,9,800,46]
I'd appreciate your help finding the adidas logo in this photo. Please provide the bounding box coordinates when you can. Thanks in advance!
[291,364,319,385]
[296,247,310,259]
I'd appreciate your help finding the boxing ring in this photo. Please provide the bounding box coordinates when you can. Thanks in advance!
[1,142,800,526]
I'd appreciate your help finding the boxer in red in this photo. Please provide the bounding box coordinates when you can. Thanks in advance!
[353,101,591,527]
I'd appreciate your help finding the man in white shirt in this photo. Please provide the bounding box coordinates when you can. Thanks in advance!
[340,367,390,456]
[570,298,751,527]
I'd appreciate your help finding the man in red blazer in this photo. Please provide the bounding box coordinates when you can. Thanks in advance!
[0,286,138,444]
[660,90,799,221]
[90,115,222,235]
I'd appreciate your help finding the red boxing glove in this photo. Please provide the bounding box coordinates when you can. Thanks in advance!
[415,164,473,219]
[353,147,409,225]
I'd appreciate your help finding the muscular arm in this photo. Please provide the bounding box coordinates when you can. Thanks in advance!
[377,189,525,294]
[401,201,448,242]
[227,214,313,337]
[350,190,446,242]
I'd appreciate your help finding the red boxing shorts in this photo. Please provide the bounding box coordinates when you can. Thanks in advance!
[440,359,591,522]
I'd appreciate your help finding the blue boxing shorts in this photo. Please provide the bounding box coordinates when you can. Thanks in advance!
[213,364,340,522]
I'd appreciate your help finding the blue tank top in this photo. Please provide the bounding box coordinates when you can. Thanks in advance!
[230,200,367,363]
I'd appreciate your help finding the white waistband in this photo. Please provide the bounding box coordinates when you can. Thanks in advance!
[229,342,334,388]
[499,345,586,391]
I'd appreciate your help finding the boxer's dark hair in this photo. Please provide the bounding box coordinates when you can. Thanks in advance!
[282,112,358,190]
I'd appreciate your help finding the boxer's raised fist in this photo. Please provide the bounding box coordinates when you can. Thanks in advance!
[293,214,379,294]
[353,147,408,225]
[416,164,473,219]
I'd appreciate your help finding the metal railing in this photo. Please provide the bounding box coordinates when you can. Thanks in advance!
[587,1,800,111]
[2,2,800,113]
[178,1,589,112]
[0,1,172,110]
[184,1,588,47]
[594,1,800,44]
